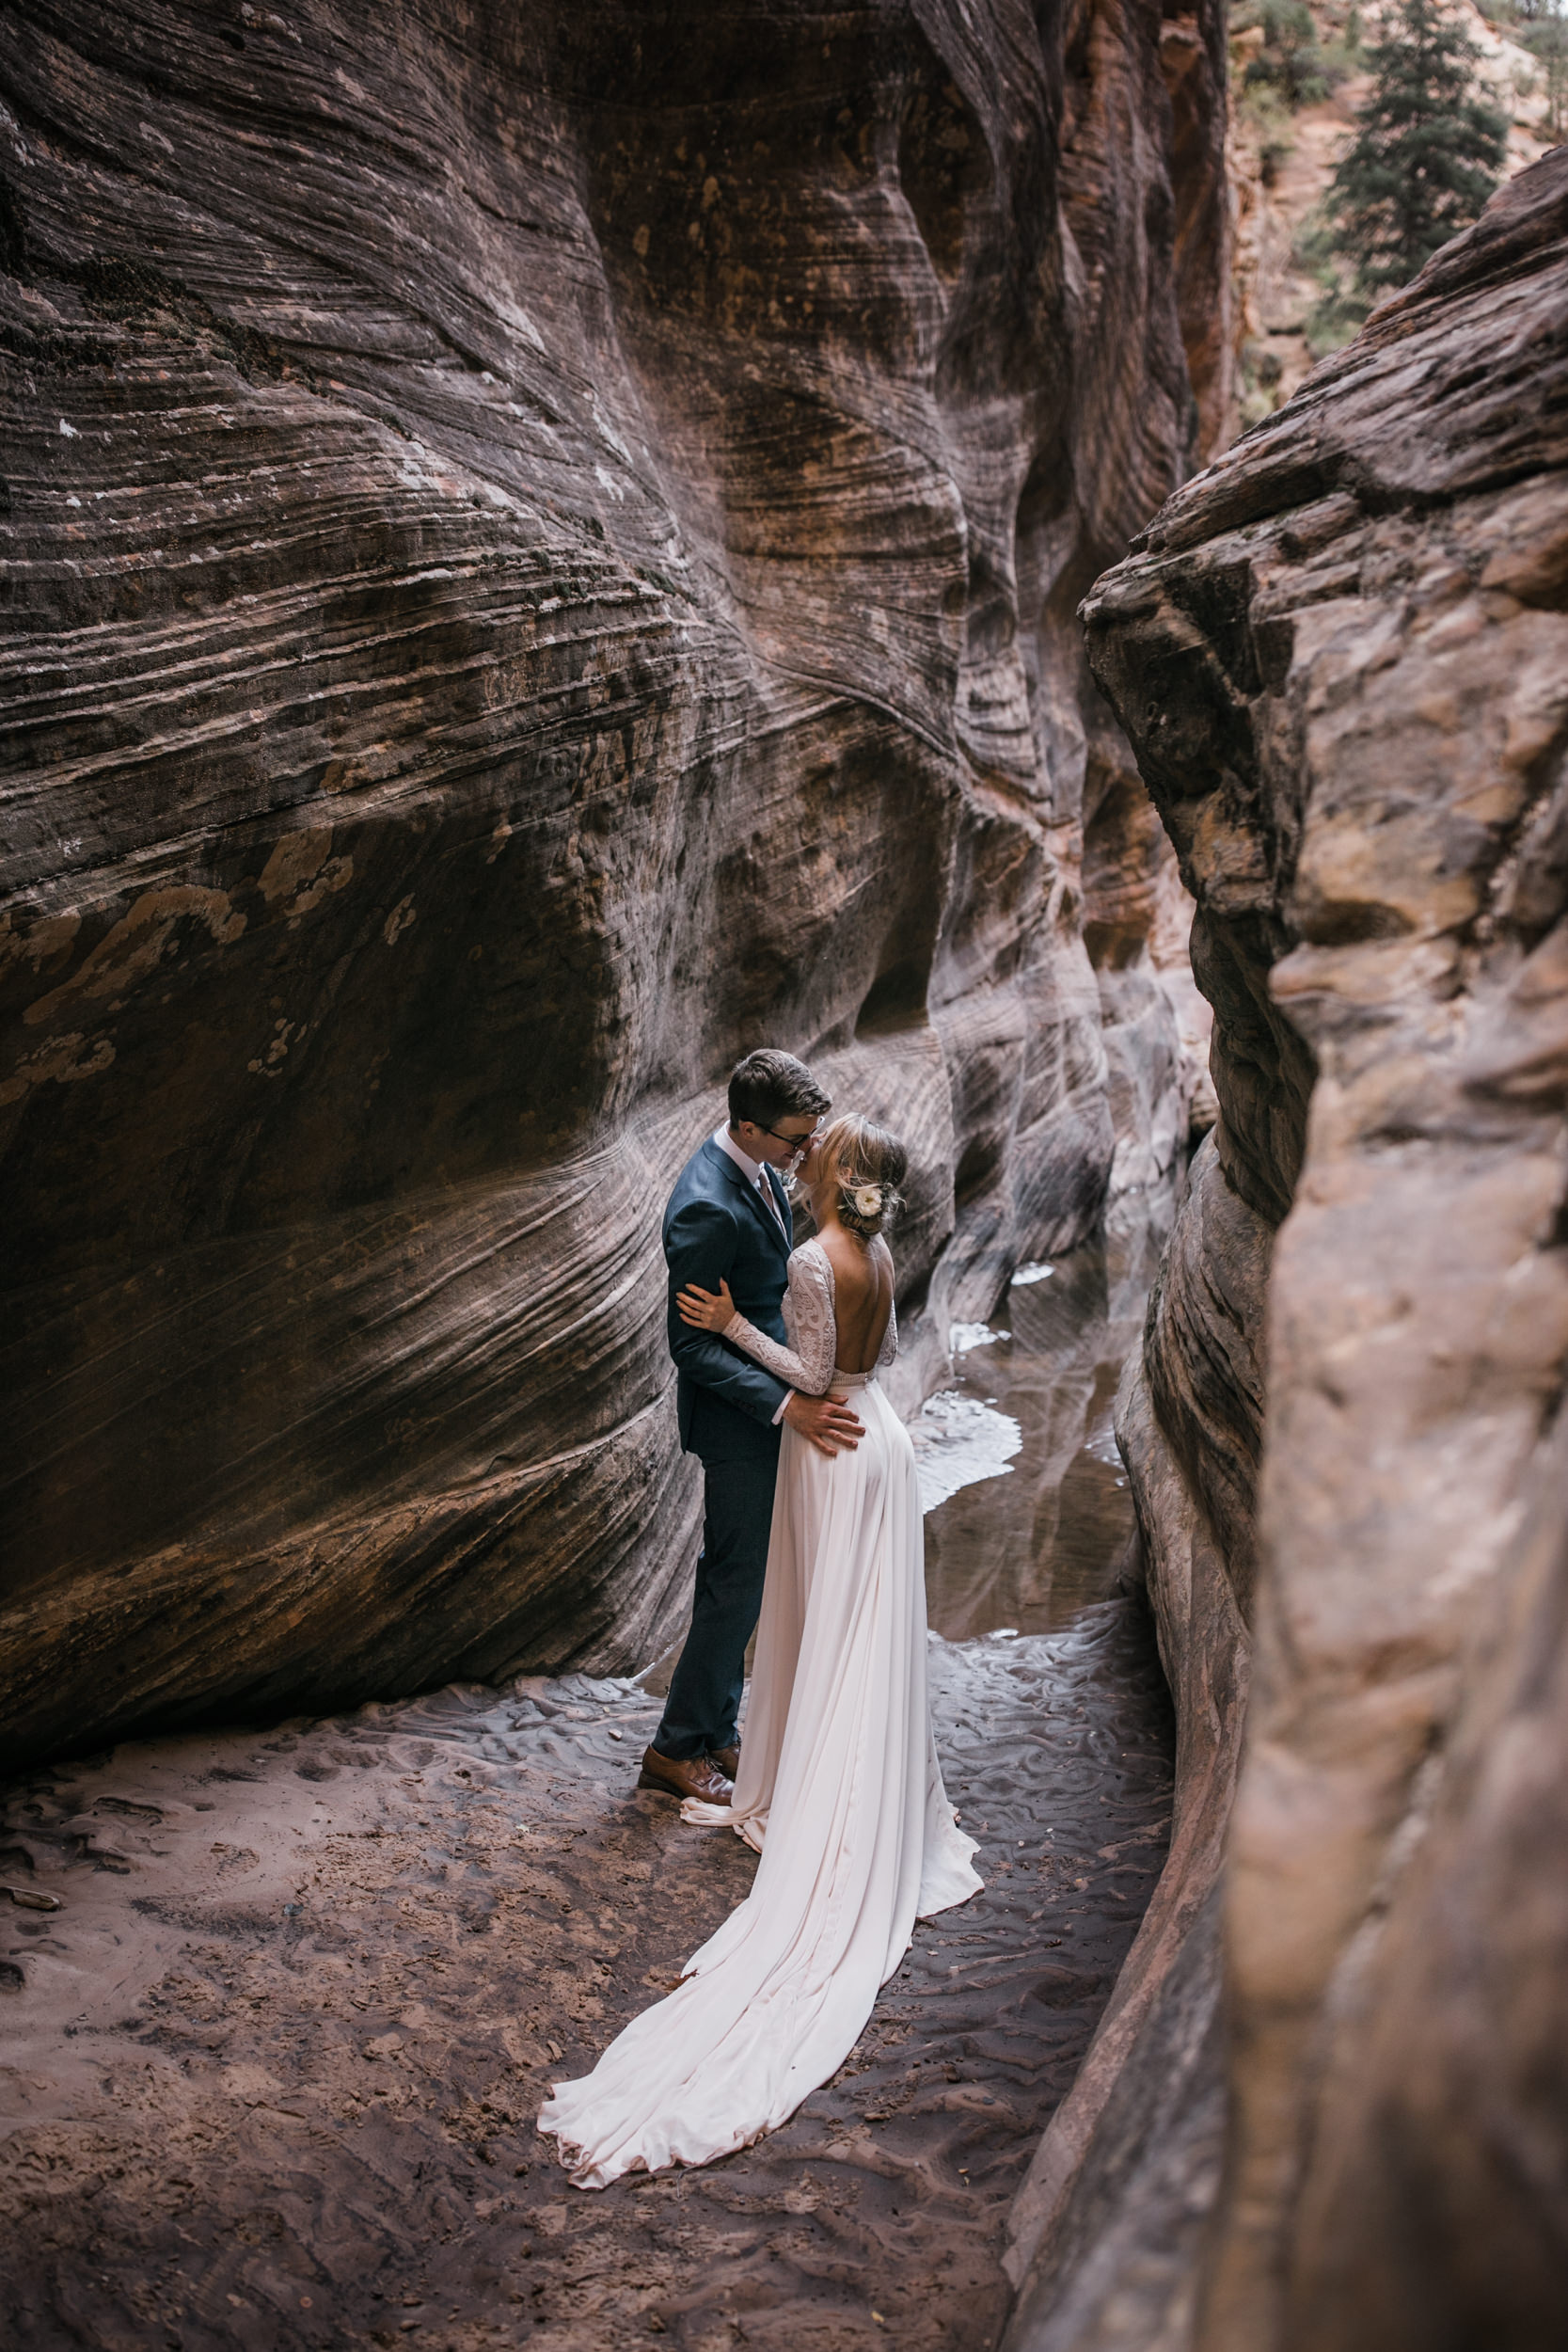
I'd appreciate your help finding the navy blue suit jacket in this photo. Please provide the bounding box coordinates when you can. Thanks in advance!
[664,1136,793,1459]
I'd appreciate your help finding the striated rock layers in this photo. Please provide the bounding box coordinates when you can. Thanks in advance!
[1008,148,1568,2350]
[0,1,1227,1769]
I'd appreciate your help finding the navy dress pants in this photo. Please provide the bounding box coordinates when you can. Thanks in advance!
[654,1436,780,1761]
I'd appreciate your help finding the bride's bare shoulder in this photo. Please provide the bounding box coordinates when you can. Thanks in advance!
[814,1226,883,1298]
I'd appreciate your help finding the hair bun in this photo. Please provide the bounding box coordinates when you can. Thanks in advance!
[819,1111,910,1237]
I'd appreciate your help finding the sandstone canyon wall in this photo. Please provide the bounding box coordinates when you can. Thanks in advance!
[0,0,1227,1770]
[1007,147,1568,2352]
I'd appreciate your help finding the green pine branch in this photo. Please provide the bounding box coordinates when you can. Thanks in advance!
[1327,0,1509,292]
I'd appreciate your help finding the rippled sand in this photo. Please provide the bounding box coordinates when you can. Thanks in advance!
[1,1600,1170,2350]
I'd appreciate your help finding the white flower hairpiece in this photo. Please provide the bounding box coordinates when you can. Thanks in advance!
[851,1184,884,1218]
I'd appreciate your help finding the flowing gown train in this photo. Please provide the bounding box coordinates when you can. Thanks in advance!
[537,1237,981,2188]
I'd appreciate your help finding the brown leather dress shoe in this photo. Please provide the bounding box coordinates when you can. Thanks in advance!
[637,1746,735,1804]
[709,1744,740,1782]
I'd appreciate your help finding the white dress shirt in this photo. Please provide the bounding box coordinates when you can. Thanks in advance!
[713,1123,789,1237]
[713,1124,793,1422]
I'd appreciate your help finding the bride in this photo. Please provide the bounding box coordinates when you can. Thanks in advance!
[537,1113,981,2188]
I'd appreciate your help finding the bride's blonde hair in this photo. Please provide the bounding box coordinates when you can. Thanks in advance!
[819,1114,908,1240]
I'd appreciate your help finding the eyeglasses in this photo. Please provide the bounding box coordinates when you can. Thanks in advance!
[760,1120,823,1164]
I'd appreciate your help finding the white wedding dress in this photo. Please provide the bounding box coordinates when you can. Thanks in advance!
[537,1235,982,2188]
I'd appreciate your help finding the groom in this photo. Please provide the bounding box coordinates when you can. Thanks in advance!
[639,1049,864,1804]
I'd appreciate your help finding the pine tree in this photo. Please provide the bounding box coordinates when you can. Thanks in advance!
[1327,0,1509,294]
[1244,0,1335,107]
[1519,0,1568,144]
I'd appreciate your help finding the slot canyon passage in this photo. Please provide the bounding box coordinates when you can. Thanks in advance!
[2,8,1566,2352]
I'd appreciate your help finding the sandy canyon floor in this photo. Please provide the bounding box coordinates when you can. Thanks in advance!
[1,1604,1171,2352]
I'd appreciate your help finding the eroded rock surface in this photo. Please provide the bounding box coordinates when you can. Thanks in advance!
[1008,148,1568,2348]
[0,0,1227,1767]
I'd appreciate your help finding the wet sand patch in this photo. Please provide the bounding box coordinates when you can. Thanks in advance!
[1,1598,1170,2350]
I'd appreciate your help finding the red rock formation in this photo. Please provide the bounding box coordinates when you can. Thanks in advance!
[0,0,1227,1767]
[1009,146,1568,2352]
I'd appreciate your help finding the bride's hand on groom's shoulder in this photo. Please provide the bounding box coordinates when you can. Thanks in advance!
[678,1278,736,1332]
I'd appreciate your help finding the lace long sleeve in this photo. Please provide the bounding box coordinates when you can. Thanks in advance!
[875,1235,898,1366]
[720,1244,838,1396]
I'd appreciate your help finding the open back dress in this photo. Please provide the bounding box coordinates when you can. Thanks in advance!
[537,1234,981,2187]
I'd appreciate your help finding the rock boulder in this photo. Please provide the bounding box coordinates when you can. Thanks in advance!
[1007,147,1568,2350]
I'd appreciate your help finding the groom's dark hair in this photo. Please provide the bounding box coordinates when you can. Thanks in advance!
[728,1049,831,1131]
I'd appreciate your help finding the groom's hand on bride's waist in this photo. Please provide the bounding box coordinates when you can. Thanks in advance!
[783,1391,863,1455]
